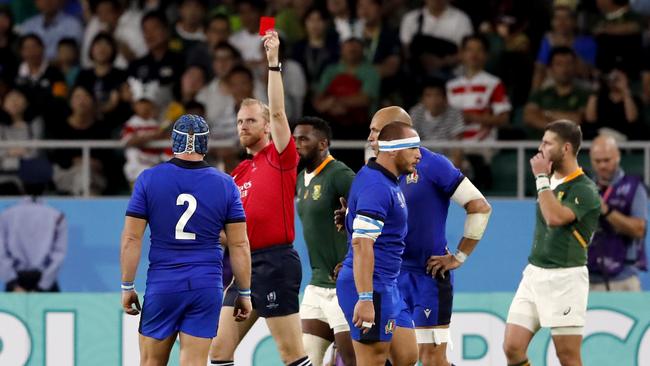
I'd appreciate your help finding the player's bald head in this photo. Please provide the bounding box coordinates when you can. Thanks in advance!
[371,106,412,130]
[377,121,416,141]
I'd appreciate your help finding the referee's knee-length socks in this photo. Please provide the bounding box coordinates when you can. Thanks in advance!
[211,357,312,366]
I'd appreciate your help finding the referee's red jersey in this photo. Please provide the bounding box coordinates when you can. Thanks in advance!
[231,138,299,251]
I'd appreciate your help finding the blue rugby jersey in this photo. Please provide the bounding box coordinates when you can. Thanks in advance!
[340,159,408,284]
[126,158,246,293]
[399,148,464,274]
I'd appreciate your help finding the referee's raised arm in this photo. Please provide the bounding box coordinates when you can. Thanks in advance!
[262,30,291,154]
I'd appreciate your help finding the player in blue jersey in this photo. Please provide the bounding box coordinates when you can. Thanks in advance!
[120,114,252,366]
[337,106,492,366]
[372,107,492,366]
[337,122,422,366]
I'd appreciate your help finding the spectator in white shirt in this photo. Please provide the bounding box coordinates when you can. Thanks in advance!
[229,0,265,65]
[399,0,473,49]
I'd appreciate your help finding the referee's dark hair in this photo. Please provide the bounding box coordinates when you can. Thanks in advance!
[294,117,333,146]
[545,119,582,156]
[378,122,415,141]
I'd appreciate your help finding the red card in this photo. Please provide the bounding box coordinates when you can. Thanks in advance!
[259,16,275,36]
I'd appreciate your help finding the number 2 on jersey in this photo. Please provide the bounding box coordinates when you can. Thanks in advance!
[176,193,197,240]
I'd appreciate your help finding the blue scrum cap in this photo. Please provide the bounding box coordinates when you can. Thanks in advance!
[172,114,210,154]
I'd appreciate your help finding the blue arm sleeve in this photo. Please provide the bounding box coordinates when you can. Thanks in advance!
[355,184,391,221]
[226,178,246,223]
[126,172,148,220]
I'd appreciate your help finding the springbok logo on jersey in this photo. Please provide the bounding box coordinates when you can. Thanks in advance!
[557,191,565,201]
[406,169,419,184]
[312,185,322,200]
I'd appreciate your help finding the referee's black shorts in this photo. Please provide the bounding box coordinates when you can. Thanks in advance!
[224,244,302,318]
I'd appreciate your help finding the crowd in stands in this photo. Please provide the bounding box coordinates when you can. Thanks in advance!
[1,0,650,195]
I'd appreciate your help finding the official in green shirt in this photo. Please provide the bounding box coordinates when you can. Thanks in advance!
[504,120,600,366]
[293,117,356,366]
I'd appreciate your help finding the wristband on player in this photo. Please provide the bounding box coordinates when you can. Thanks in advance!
[121,281,135,291]
[454,250,468,264]
[238,289,252,297]
[358,291,373,302]
[535,174,551,193]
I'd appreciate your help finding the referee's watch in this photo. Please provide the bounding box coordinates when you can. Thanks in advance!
[268,63,282,72]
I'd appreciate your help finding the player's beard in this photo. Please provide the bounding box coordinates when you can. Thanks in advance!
[240,133,262,149]
[549,147,565,173]
[299,149,319,170]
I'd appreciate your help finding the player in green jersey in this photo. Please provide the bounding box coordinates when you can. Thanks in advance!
[293,117,357,366]
[504,120,600,366]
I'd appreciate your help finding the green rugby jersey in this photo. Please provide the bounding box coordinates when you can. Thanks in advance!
[529,170,601,268]
[296,157,355,288]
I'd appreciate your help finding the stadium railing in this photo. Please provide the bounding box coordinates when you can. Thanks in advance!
[1,139,649,198]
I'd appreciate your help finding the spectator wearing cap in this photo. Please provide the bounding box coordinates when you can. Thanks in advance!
[524,47,590,137]
[18,0,82,61]
[313,37,379,140]
[0,158,67,292]
[0,88,43,195]
[127,10,185,117]
[122,78,172,185]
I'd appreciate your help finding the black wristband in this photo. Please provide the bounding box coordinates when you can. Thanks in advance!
[268,63,282,72]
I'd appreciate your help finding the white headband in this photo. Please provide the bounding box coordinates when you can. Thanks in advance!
[173,129,210,154]
[377,136,420,152]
